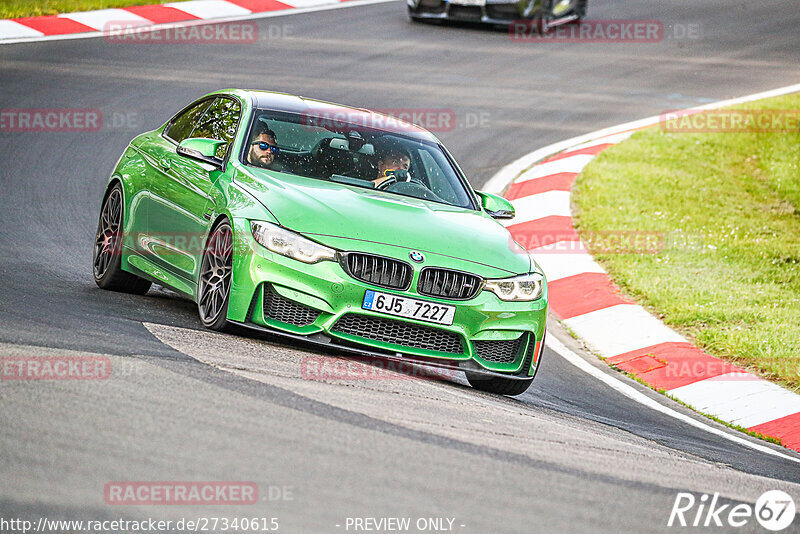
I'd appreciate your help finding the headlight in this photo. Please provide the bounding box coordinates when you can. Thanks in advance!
[483,272,544,301]
[250,221,336,264]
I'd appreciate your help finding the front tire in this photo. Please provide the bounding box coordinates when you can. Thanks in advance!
[574,0,587,19]
[408,12,437,24]
[93,183,151,295]
[466,373,533,396]
[466,333,544,396]
[198,220,233,331]
[536,0,553,34]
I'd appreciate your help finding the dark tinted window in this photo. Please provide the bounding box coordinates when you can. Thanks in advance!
[165,99,212,144]
[190,97,242,158]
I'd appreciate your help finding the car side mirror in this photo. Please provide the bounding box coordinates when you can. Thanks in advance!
[176,138,225,169]
[476,191,515,220]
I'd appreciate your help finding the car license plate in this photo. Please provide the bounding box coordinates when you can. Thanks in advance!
[362,290,456,326]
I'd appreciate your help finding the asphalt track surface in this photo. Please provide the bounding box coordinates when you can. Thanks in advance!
[1,0,800,531]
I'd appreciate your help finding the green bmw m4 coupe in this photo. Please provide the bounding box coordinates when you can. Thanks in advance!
[93,89,547,395]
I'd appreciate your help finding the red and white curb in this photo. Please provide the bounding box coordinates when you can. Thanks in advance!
[0,0,393,44]
[487,83,800,453]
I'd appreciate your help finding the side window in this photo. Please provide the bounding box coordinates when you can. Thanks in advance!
[190,97,242,158]
[165,99,213,144]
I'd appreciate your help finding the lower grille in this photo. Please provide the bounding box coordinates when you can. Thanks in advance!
[485,3,518,19]
[472,335,524,363]
[332,314,464,354]
[342,253,412,290]
[418,0,446,12]
[263,285,321,327]
[448,5,482,19]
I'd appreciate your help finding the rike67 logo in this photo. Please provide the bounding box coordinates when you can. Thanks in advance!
[668,490,796,531]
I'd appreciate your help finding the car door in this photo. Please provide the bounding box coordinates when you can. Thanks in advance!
[147,96,241,284]
[134,97,212,282]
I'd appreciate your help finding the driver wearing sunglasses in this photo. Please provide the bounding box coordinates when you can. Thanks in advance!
[247,124,281,169]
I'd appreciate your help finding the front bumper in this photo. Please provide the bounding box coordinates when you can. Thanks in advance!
[408,0,531,24]
[228,218,548,377]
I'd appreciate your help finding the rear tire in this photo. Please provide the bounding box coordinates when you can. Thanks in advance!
[92,183,151,295]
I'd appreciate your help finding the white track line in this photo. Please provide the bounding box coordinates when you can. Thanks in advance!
[59,8,151,30]
[567,131,635,151]
[0,20,44,38]
[669,375,800,429]
[165,0,252,18]
[563,304,686,356]
[546,335,800,464]
[530,247,604,282]
[284,0,343,7]
[507,190,572,225]
[514,154,595,183]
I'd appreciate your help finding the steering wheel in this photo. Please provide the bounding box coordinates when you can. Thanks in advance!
[376,169,411,190]
[376,176,398,190]
[379,179,446,203]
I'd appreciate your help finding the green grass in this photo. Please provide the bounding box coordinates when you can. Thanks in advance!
[573,93,800,391]
[0,0,185,18]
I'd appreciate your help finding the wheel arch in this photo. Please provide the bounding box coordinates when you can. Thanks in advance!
[101,175,139,236]
[209,212,232,231]
[101,175,124,205]
[201,212,235,284]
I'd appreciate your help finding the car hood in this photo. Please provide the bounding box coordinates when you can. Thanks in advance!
[236,167,531,276]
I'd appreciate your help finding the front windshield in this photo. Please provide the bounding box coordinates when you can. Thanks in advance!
[240,109,476,209]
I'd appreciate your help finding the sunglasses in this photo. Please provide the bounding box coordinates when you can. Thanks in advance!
[252,141,279,153]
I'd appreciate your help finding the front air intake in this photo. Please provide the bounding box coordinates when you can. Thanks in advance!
[262,285,321,327]
[472,335,525,364]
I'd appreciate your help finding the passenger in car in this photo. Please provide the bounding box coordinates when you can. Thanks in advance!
[247,124,283,170]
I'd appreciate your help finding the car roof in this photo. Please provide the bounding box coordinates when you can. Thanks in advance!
[237,89,438,142]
